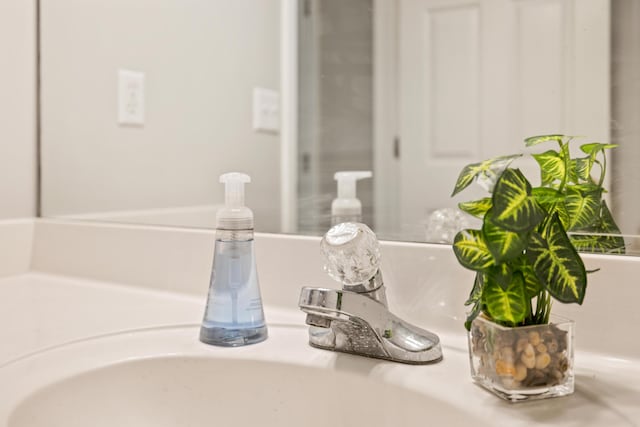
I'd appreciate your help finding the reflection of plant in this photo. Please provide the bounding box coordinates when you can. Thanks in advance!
[451,135,623,330]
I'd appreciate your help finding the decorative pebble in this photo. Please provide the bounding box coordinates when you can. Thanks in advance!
[528,331,541,346]
[535,352,551,369]
[516,337,529,353]
[521,352,536,369]
[496,359,516,376]
[514,362,528,381]
[536,343,548,354]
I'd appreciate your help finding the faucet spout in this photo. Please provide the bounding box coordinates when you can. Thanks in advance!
[299,286,443,364]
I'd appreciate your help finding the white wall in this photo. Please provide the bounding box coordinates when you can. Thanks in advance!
[40,0,281,231]
[0,0,37,219]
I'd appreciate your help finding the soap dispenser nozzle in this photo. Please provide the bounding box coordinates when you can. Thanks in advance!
[217,172,253,231]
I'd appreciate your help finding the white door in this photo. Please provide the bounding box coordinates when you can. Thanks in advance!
[379,0,610,240]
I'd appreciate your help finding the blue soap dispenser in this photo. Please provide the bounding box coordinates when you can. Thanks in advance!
[199,172,268,347]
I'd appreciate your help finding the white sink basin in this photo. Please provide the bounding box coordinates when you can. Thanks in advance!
[9,356,477,427]
[2,321,639,427]
[0,325,487,427]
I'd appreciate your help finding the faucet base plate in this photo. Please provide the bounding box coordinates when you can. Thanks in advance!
[307,342,443,365]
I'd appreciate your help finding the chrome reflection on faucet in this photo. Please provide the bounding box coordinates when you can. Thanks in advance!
[298,223,443,364]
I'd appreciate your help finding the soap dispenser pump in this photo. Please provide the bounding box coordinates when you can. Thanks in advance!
[199,172,268,347]
[331,171,372,225]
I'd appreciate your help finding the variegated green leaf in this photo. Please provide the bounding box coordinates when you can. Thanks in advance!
[600,200,623,235]
[570,233,625,255]
[580,144,617,182]
[453,229,495,271]
[458,198,492,218]
[485,154,523,169]
[491,169,545,232]
[482,214,528,263]
[524,134,567,147]
[452,162,484,197]
[465,272,484,306]
[513,256,544,299]
[565,186,602,230]
[570,201,626,254]
[580,143,618,155]
[553,203,571,232]
[526,214,587,304]
[569,233,600,252]
[451,154,522,196]
[570,156,593,183]
[522,265,544,299]
[478,154,525,192]
[532,187,570,229]
[465,274,486,330]
[532,150,565,185]
[482,270,527,325]
[486,263,513,291]
[532,187,563,206]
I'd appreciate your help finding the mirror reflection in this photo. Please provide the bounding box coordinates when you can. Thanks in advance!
[41,0,282,231]
[39,0,640,254]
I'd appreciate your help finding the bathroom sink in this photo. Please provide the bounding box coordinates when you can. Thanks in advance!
[0,325,487,427]
[8,357,475,427]
[5,321,637,427]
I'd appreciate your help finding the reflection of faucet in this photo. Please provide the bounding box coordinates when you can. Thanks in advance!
[298,223,443,364]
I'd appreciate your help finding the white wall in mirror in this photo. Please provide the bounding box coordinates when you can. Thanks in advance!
[0,0,37,219]
[40,0,282,231]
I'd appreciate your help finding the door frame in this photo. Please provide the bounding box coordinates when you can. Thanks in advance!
[280,0,298,233]
[373,0,400,235]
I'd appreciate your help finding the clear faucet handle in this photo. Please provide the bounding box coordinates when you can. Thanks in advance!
[320,222,380,286]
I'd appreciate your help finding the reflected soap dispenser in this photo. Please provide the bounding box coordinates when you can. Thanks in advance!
[331,171,372,225]
[199,172,268,347]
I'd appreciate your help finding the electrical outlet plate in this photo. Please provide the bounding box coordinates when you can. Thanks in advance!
[252,87,280,133]
[118,69,145,126]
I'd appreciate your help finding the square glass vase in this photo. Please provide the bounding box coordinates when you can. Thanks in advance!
[467,314,574,402]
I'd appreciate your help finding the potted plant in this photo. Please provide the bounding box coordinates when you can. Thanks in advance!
[451,134,623,402]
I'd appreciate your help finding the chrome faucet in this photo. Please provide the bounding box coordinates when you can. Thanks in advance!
[298,223,443,364]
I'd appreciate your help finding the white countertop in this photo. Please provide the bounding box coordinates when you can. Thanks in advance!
[0,272,307,367]
[0,219,638,426]
[0,272,638,427]
[0,272,202,366]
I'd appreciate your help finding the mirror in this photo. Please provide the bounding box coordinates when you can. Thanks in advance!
[40,0,282,231]
[39,0,640,254]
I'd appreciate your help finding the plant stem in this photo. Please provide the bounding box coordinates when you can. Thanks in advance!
[558,140,571,192]
[599,150,607,188]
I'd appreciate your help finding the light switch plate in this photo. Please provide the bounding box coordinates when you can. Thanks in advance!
[252,87,280,133]
[118,69,145,126]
